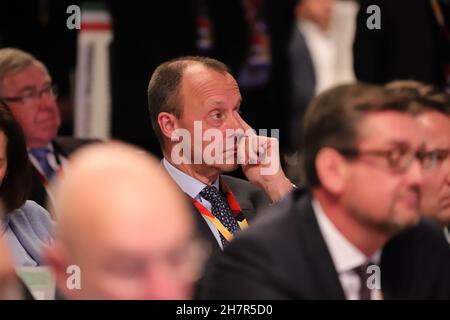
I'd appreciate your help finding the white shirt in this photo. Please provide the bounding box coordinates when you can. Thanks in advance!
[330,0,358,84]
[299,20,337,95]
[163,158,223,249]
[312,198,382,300]
[444,227,450,245]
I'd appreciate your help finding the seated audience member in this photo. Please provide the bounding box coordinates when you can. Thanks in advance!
[0,48,94,211]
[0,105,53,267]
[199,83,450,299]
[45,143,206,299]
[288,0,357,150]
[147,56,294,259]
[387,80,450,243]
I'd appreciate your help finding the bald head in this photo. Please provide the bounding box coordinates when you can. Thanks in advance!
[53,143,192,245]
[47,142,197,300]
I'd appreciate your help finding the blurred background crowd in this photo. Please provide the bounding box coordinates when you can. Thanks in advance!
[1,0,448,159]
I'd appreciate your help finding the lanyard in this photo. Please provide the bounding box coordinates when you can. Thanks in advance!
[188,179,249,242]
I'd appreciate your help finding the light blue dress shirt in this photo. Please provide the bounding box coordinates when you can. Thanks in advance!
[163,158,223,249]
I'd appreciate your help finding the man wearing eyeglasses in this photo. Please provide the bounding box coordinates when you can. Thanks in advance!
[200,83,450,299]
[0,48,92,212]
[387,80,450,245]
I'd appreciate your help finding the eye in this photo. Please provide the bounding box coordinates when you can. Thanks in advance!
[210,111,223,121]
[108,262,146,279]
[41,85,52,94]
[436,150,450,161]
[22,90,36,99]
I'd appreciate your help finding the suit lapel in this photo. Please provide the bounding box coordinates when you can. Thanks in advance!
[219,175,256,221]
[296,196,346,299]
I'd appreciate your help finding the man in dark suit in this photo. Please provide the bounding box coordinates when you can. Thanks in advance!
[0,48,94,211]
[199,83,450,299]
[147,56,294,257]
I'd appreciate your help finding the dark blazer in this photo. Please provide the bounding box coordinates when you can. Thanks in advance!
[381,218,450,299]
[29,136,98,209]
[198,190,450,299]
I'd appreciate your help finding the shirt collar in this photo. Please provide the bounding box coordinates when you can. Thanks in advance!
[444,227,450,245]
[312,198,381,274]
[27,142,53,153]
[163,158,219,199]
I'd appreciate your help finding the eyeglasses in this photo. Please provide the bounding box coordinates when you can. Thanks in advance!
[0,84,58,106]
[422,148,450,170]
[337,146,431,173]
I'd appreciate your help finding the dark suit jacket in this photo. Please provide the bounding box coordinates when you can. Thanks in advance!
[198,190,450,299]
[381,218,450,299]
[29,136,98,209]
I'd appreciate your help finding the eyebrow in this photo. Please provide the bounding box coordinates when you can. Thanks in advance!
[17,81,52,95]
[386,141,410,147]
[17,85,37,94]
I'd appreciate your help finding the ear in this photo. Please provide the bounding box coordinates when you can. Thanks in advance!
[315,147,347,195]
[158,112,179,143]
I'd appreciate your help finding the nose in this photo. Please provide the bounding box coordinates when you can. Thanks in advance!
[37,92,58,113]
[444,160,450,185]
[143,264,191,300]
[406,157,424,187]
[230,110,245,131]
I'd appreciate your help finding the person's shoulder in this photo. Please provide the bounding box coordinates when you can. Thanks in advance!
[220,174,271,209]
[9,201,54,239]
[389,218,448,249]
[229,189,310,250]
[382,217,450,267]
[220,175,258,192]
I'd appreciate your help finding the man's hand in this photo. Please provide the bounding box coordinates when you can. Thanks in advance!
[236,113,293,203]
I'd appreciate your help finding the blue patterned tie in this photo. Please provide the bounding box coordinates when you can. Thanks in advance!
[200,185,241,247]
[30,147,55,180]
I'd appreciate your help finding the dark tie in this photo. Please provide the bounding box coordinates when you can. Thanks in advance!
[353,263,373,300]
[30,148,55,180]
[200,185,241,247]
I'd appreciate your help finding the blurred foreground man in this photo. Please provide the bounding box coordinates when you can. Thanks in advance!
[199,83,450,299]
[45,143,205,299]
